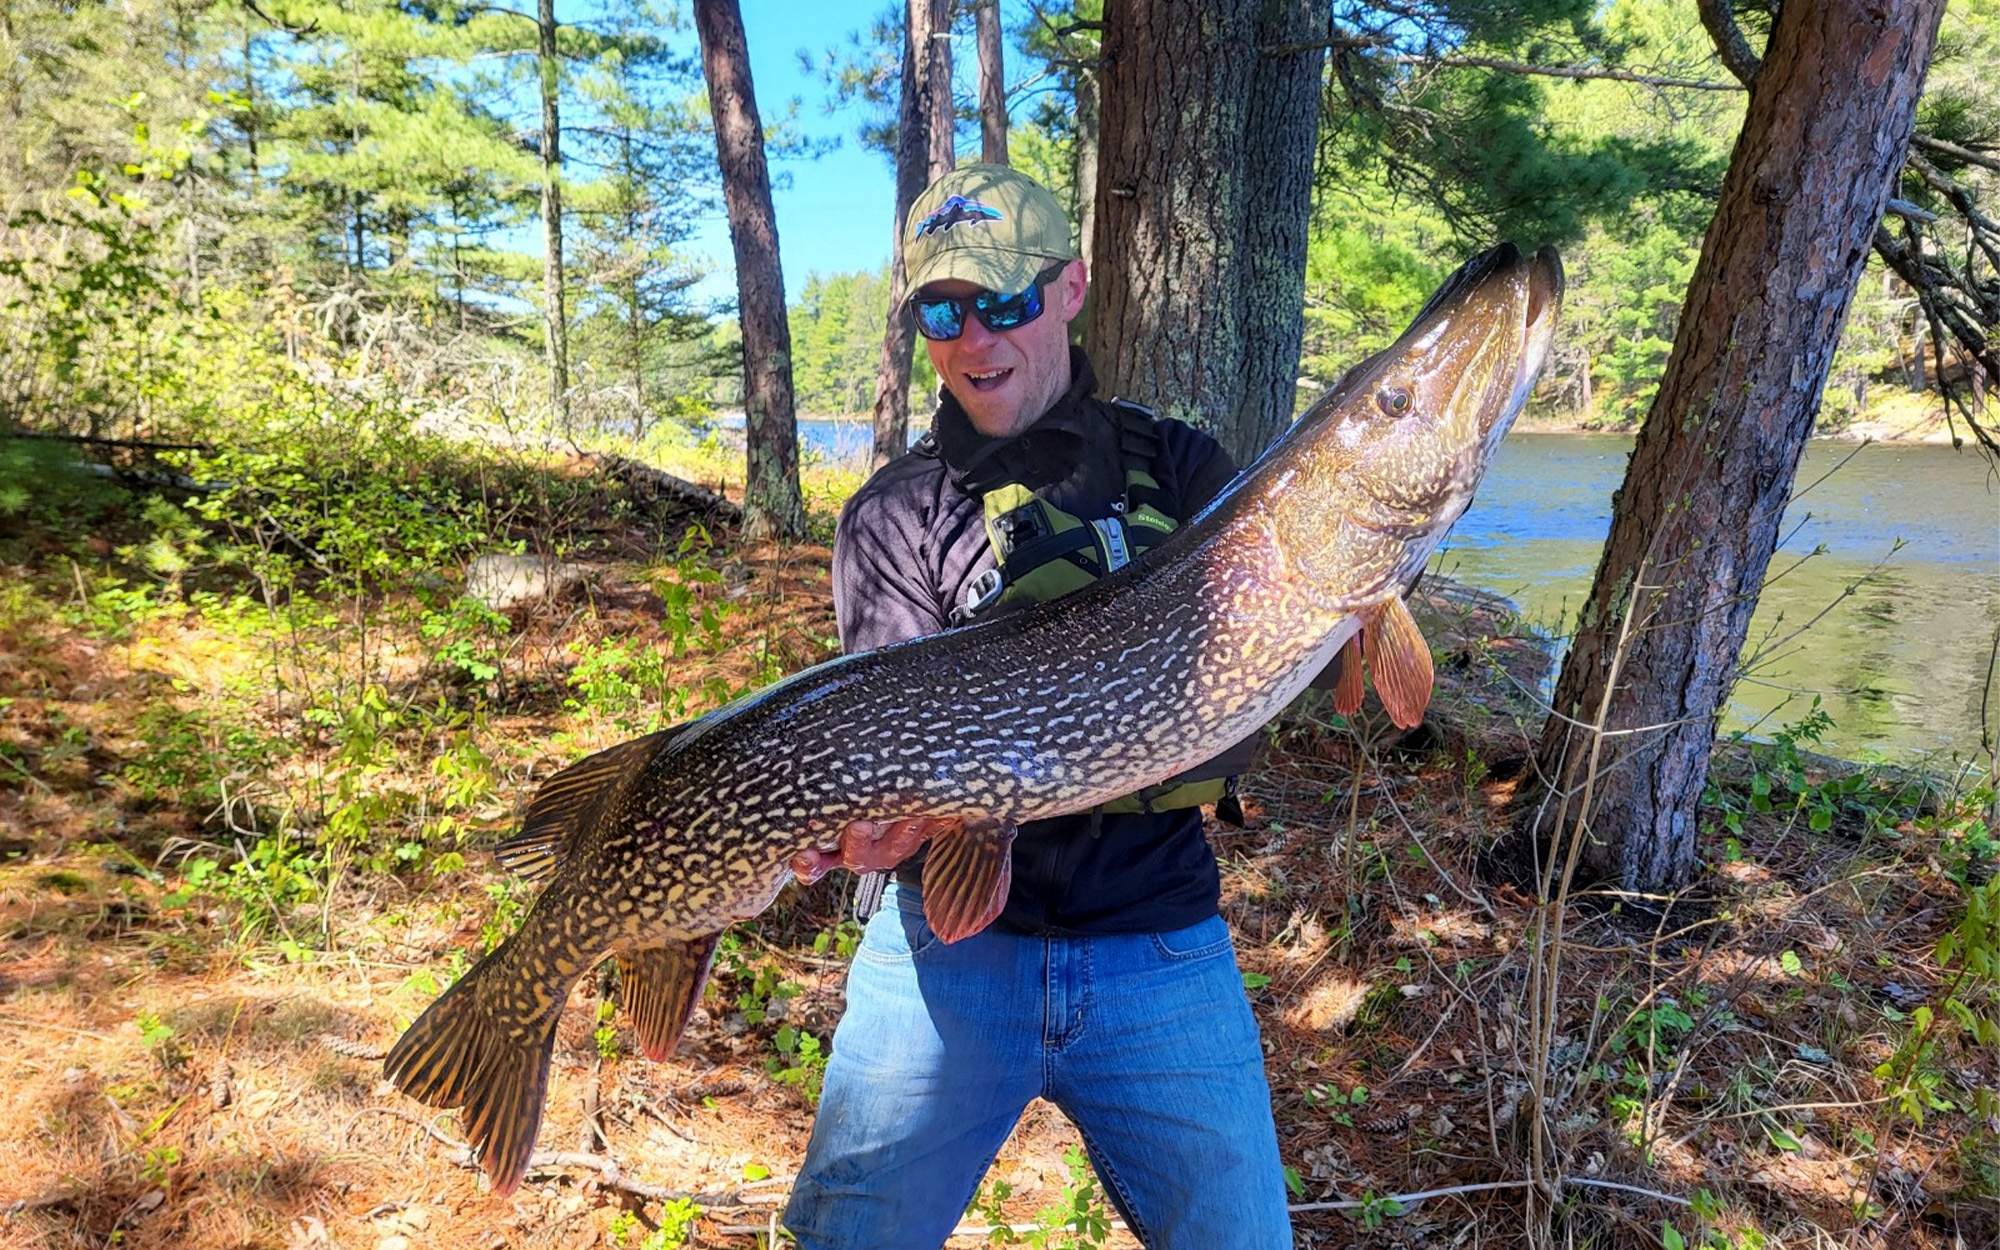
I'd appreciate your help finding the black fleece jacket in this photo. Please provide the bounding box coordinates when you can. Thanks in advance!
[829,348,1244,936]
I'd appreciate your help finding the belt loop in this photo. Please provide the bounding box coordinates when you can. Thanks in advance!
[854,870,888,922]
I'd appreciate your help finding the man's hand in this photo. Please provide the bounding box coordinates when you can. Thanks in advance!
[787,816,957,883]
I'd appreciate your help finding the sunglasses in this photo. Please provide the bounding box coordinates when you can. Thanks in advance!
[909,262,1068,341]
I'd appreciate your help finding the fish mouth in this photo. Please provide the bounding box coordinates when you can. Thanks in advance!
[1500,246,1564,434]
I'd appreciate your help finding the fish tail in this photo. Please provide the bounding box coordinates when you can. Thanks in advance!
[383,941,563,1196]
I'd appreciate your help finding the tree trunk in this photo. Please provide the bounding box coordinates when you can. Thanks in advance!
[695,0,805,541]
[538,0,570,428]
[1072,59,1099,280]
[1233,0,1324,455]
[925,0,954,178]
[1513,0,1944,892]
[975,0,1006,164]
[1085,0,1322,465]
[622,129,646,439]
[868,1,938,471]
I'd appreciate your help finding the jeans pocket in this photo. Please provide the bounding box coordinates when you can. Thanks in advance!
[1147,914,1234,963]
[856,892,941,964]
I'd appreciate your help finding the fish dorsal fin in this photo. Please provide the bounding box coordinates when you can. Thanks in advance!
[1331,634,1366,718]
[618,933,722,1062]
[919,817,1017,944]
[496,728,677,882]
[1362,596,1435,729]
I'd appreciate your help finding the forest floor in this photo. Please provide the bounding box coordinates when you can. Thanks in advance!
[1,436,1995,1250]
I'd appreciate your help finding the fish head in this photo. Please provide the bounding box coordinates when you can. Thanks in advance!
[1262,243,1563,605]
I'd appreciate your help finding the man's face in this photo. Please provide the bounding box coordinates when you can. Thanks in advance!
[920,260,1088,440]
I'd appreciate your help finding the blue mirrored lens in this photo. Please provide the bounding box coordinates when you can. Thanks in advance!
[972,283,1042,331]
[909,264,1062,340]
[912,298,965,341]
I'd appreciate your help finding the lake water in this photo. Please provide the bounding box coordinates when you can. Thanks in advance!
[1436,434,2000,763]
[785,420,1999,762]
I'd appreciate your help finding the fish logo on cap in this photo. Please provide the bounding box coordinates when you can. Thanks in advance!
[916,195,1004,239]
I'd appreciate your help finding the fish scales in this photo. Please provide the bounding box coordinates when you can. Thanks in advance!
[384,244,1565,1195]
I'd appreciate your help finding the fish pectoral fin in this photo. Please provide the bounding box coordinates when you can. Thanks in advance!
[497,726,681,882]
[1332,634,1366,717]
[618,933,721,1063]
[919,817,1016,944]
[1362,596,1436,729]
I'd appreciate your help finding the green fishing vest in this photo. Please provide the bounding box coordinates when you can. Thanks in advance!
[965,400,1239,821]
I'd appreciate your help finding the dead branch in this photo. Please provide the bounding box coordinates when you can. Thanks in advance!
[3,430,214,454]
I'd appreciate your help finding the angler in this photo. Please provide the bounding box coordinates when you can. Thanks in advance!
[384,237,1563,1200]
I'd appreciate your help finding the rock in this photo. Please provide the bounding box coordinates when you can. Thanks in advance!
[465,553,587,610]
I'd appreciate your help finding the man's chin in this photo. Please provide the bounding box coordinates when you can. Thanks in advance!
[962,398,1028,440]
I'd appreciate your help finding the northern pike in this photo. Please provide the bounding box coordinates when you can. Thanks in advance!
[385,243,1563,1193]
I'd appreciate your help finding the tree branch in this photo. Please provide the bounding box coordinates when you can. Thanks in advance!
[1258,36,1744,91]
[1696,0,1761,89]
[1259,33,1387,58]
[1872,224,2000,459]
[239,0,317,36]
[1387,52,1742,91]
[1912,132,2000,175]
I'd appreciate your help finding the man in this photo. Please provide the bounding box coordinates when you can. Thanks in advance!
[782,165,1291,1249]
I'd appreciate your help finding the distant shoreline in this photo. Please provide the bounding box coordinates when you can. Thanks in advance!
[774,412,1976,446]
[1511,414,1969,445]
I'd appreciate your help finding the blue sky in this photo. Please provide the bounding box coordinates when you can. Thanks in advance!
[679,3,1033,306]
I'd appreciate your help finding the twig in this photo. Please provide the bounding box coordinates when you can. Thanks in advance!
[0,1014,115,1043]
[340,1105,772,1206]
[1288,1174,1692,1216]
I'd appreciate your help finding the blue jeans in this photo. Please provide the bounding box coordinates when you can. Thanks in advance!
[784,883,1291,1249]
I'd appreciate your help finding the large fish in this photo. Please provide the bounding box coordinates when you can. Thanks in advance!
[385,243,1563,1193]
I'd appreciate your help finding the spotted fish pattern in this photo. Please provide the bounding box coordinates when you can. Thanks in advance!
[384,244,1564,1195]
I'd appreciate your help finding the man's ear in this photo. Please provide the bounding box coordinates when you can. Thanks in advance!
[1056,259,1088,322]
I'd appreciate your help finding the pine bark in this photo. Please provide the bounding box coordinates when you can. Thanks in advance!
[694,0,804,541]
[1515,0,1945,892]
[538,0,569,427]
[1234,0,1325,455]
[1072,61,1099,279]
[976,0,1007,164]
[868,0,940,470]
[1084,0,1323,465]
[924,0,954,178]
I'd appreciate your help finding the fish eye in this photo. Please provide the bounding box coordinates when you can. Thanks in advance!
[1376,386,1412,417]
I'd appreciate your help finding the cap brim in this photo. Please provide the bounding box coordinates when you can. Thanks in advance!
[903,247,1050,301]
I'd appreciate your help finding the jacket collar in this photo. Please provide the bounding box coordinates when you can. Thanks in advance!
[931,346,1110,494]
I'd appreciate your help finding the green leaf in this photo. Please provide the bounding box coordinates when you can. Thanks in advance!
[742,1162,770,1181]
[1779,950,1803,977]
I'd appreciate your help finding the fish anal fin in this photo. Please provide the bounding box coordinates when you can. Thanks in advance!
[920,817,1016,944]
[618,933,722,1063]
[1332,634,1366,717]
[497,727,678,882]
[1363,596,1435,729]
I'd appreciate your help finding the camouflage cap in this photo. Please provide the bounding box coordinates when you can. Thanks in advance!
[902,164,1079,300]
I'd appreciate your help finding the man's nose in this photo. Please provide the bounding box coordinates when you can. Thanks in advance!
[956,312,1002,350]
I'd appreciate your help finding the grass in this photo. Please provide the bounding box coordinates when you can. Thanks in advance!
[1,423,1994,1250]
